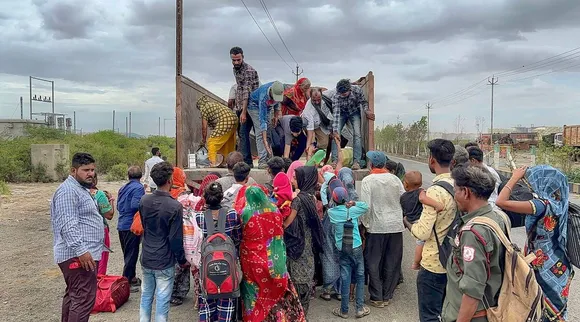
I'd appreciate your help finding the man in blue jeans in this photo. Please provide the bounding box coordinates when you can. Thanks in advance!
[241,81,284,168]
[328,187,371,319]
[139,162,190,322]
[331,79,375,170]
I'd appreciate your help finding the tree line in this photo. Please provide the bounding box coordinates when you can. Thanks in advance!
[374,116,428,157]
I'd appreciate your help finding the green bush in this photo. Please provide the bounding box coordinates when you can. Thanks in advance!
[0,180,9,195]
[106,164,128,181]
[0,127,176,183]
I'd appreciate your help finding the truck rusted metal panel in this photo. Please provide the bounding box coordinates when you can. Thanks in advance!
[564,125,580,147]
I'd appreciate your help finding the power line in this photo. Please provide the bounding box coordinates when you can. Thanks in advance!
[426,103,432,141]
[239,0,292,70]
[499,50,580,79]
[505,60,580,83]
[488,76,499,141]
[257,0,299,66]
[430,78,487,105]
[494,46,580,77]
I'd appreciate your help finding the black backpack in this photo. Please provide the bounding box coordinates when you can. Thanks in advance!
[431,181,461,268]
[497,172,533,228]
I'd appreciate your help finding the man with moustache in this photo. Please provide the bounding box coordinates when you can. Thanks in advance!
[231,46,260,166]
[51,152,104,322]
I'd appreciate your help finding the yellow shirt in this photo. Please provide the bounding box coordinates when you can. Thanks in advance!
[410,173,457,274]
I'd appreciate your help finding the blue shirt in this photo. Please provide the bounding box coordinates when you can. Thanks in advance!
[51,176,105,264]
[248,81,280,131]
[328,201,369,250]
[117,179,145,231]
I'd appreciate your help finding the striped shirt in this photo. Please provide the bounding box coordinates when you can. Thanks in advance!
[51,176,105,264]
[331,85,368,132]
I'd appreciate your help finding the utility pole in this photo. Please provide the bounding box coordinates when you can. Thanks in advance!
[292,64,303,82]
[128,112,132,137]
[488,76,499,145]
[20,97,23,119]
[426,102,432,142]
[73,111,76,134]
[125,117,128,137]
[158,117,161,136]
[112,110,116,132]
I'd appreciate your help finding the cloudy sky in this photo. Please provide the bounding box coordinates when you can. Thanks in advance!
[1,0,580,136]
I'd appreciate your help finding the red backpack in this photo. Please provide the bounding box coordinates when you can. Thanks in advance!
[91,275,130,313]
[199,209,241,299]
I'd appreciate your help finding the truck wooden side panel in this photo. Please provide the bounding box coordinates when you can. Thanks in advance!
[564,125,580,148]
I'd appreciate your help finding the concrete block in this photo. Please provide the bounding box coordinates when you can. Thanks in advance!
[31,144,70,181]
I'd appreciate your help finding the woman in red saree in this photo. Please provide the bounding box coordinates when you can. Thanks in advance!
[281,78,311,116]
[240,186,306,322]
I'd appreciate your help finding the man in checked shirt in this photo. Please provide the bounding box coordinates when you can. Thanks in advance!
[231,46,260,166]
[51,152,104,322]
[331,79,375,170]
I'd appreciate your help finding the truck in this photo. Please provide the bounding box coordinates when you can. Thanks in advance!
[545,125,580,161]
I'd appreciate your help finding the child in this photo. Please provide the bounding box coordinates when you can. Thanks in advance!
[328,187,371,319]
[400,171,444,270]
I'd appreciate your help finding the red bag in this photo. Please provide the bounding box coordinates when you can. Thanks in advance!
[91,275,130,313]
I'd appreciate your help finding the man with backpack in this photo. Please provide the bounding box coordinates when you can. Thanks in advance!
[139,162,189,322]
[442,163,507,322]
[405,139,457,322]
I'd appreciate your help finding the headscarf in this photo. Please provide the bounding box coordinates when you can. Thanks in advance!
[283,77,310,112]
[295,166,324,253]
[526,165,570,250]
[170,167,187,199]
[286,160,304,182]
[194,173,220,211]
[338,167,358,201]
[273,172,293,218]
[320,171,336,206]
[234,184,270,215]
[241,186,279,224]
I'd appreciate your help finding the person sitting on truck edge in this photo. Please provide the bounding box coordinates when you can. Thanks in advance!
[331,79,375,170]
[197,95,238,167]
[246,81,285,168]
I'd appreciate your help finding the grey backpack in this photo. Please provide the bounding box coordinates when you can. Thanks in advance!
[199,209,241,299]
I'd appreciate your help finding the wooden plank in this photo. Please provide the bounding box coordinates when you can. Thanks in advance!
[184,168,370,184]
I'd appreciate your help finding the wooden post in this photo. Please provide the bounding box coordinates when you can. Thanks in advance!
[367,71,375,151]
[175,0,184,167]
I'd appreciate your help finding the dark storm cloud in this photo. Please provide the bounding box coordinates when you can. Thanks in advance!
[35,1,97,39]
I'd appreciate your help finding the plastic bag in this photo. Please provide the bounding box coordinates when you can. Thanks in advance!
[196,146,210,168]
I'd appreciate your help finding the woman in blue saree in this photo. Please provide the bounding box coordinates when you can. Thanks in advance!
[496,165,574,321]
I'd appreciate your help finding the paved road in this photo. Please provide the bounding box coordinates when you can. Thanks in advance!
[389,156,580,321]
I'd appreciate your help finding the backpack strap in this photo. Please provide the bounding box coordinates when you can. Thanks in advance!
[216,208,228,234]
[204,210,215,236]
[430,180,459,245]
[204,208,228,235]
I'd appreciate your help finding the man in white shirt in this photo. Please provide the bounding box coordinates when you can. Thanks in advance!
[467,146,501,206]
[360,150,406,308]
[228,84,236,110]
[142,147,164,192]
[302,88,334,159]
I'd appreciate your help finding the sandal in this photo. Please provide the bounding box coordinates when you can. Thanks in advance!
[331,293,342,301]
[170,298,183,306]
[355,306,371,318]
[332,308,348,319]
[319,292,332,301]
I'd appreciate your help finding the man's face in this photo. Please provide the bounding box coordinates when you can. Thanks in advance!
[291,131,300,138]
[428,155,436,174]
[340,90,351,98]
[231,54,243,69]
[311,92,321,105]
[454,185,469,212]
[72,163,96,188]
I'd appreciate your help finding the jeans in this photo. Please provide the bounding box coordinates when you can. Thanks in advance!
[417,268,447,322]
[140,266,176,322]
[247,108,272,166]
[237,110,254,166]
[339,246,365,314]
[332,111,362,163]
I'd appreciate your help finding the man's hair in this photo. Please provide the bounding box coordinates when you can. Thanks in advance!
[289,116,303,133]
[226,151,244,170]
[204,182,224,207]
[151,147,160,156]
[467,146,484,163]
[150,161,173,187]
[233,162,251,182]
[464,142,479,149]
[404,171,422,190]
[452,145,469,169]
[282,157,292,172]
[230,46,243,56]
[385,160,398,172]
[451,163,496,199]
[427,139,455,167]
[128,166,143,180]
[72,153,95,168]
[336,79,351,94]
[267,157,286,176]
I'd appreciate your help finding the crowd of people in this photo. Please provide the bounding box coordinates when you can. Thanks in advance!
[50,136,576,322]
[200,46,375,170]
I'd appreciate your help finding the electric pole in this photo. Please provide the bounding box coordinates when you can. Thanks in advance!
[292,64,303,82]
[20,97,23,119]
[125,117,128,137]
[112,110,116,132]
[426,102,432,142]
[158,117,161,136]
[488,76,498,145]
[128,112,132,137]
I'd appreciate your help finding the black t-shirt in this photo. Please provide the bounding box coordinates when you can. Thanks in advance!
[400,189,423,223]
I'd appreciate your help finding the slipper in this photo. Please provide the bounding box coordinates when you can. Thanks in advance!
[369,300,384,308]
[319,293,332,301]
[332,308,348,319]
[170,298,183,306]
[355,306,371,318]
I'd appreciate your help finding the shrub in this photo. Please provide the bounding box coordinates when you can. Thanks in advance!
[0,180,9,195]
[106,164,128,181]
[30,163,52,183]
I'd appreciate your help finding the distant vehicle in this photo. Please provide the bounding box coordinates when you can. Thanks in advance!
[545,125,580,161]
